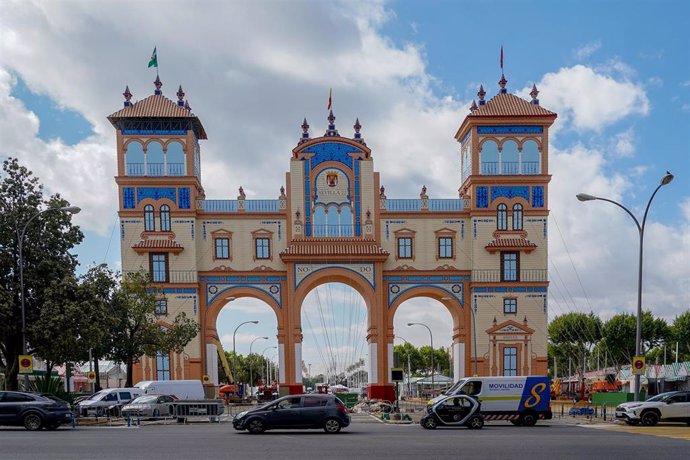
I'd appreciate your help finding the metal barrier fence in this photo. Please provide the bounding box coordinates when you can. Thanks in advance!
[174,400,225,422]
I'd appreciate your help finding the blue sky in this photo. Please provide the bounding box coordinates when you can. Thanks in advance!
[2,0,688,377]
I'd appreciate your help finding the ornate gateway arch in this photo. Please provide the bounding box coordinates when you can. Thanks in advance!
[109,74,555,400]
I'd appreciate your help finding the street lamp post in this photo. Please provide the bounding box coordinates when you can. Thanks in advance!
[261,345,277,387]
[394,336,413,397]
[248,336,268,399]
[408,322,434,396]
[577,171,673,401]
[18,205,81,390]
[231,320,259,386]
[442,296,478,376]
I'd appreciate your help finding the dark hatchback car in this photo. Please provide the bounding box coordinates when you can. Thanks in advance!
[0,391,73,431]
[233,394,350,434]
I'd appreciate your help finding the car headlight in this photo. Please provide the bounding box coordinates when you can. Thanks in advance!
[627,404,642,410]
[235,411,248,419]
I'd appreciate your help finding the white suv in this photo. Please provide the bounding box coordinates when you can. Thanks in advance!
[615,391,690,426]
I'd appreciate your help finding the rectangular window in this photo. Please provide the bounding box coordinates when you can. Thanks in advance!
[255,238,270,259]
[397,237,413,259]
[156,352,171,381]
[155,299,168,315]
[438,237,453,258]
[150,253,169,283]
[503,347,517,376]
[501,252,519,282]
[504,298,517,314]
[215,238,230,259]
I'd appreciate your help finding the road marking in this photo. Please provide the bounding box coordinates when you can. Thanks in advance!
[582,423,690,441]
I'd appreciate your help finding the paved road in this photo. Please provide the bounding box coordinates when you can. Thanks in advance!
[0,419,687,460]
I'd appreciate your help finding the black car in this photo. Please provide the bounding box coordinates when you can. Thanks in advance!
[233,394,350,434]
[420,394,484,429]
[0,391,73,431]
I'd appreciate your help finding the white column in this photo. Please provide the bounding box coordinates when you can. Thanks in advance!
[454,343,465,379]
[368,343,378,384]
[387,342,394,383]
[294,343,303,383]
[206,344,218,385]
[279,343,286,383]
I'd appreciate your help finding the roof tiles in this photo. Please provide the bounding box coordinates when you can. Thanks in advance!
[108,94,193,119]
[471,93,556,117]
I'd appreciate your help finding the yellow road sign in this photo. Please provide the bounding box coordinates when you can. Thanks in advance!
[87,371,96,383]
[632,356,646,375]
[18,355,33,374]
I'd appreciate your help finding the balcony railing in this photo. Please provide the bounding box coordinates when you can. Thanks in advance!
[480,161,541,175]
[202,200,239,212]
[501,162,519,175]
[200,199,281,213]
[521,162,539,174]
[245,200,280,212]
[167,163,185,176]
[312,224,355,237]
[428,199,464,211]
[122,270,198,284]
[146,163,165,176]
[386,199,422,212]
[471,269,547,283]
[125,162,186,176]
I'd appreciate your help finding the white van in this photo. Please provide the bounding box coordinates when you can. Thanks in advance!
[78,388,143,417]
[430,376,552,426]
[134,380,205,400]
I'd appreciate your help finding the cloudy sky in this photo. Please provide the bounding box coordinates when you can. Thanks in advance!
[2,0,688,377]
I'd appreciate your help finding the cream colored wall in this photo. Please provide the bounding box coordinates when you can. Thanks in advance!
[289,159,304,234]
[378,217,472,271]
[359,160,376,224]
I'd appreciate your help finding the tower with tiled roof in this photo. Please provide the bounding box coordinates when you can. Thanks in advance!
[455,75,556,377]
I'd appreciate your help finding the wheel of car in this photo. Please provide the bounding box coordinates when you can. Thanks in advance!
[521,413,537,427]
[467,415,484,430]
[247,418,266,434]
[323,418,342,434]
[422,416,438,430]
[23,413,43,431]
[641,411,659,427]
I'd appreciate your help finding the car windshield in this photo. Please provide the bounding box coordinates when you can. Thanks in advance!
[646,392,677,402]
[445,379,467,395]
[131,396,158,404]
[86,391,106,401]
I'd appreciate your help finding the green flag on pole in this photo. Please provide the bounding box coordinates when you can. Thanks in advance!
[148,47,158,68]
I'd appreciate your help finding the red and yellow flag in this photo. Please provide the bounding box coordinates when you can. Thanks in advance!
[327,88,332,110]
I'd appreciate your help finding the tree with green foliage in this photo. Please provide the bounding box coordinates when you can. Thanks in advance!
[0,158,83,390]
[600,311,670,368]
[671,311,690,361]
[548,312,602,377]
[108,271,199,387]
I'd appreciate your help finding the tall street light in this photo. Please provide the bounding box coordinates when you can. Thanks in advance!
[577,171,673,401]
[394,335,413,397]
[18,205,81,389]
[261,345,277,387]
[248,336,268,398]
[408,322,434,396]
[442,296,478,376]
[231,320,259,385]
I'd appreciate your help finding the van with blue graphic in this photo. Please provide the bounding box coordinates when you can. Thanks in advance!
[430,376,552,426]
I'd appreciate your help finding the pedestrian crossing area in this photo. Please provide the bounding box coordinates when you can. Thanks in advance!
[583,423,690,441]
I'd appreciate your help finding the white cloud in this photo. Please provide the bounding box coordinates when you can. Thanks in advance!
[612,128,635,158]
[573,41,601,60]
[521,65,649,133]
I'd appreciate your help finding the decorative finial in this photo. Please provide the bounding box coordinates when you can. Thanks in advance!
[295,209,301,220]
[184,100,191,111]
[493,317,497,325]
[353,118,366,144]
[420,185,428,199]
[177,85,185,106]
[298,118,310,144]
[523,315,528,325]
[325,110,339,137]
[154,75,163,95]
[379,186,386,199]
[123,86,133,107]
[498,74,507,94]
[366,209,372,220]
[530,84,540,105]
[470,100,478,112]
[280,186,286,198]
[477,85,486,105]
[238,186,246,200]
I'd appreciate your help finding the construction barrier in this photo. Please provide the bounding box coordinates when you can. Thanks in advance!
[173,399,225,423]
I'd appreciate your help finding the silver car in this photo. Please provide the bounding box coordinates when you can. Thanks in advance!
[121,395,176,419]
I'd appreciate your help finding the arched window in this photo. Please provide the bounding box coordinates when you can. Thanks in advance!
[146,141,164,176]
[125,141,145,176]
[501,140,519,175]
[480,141,499,175]
[166,142,185,176]
[160,205,171,232]
[521,140,540,174]
[513,203,523,230]
[144,205,155,231]
[497,204,508,230]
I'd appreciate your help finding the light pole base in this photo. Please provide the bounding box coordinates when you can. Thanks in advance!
[367,384,395,401]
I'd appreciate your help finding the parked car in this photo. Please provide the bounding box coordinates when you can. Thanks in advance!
[121,395,177,419]
[0,391,73,431]
[77,388,143,417]
[615,391,690,426]
[420,394,484,429]
[233,394,350,434]
[134,380,204,400]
